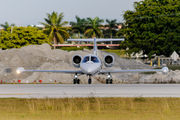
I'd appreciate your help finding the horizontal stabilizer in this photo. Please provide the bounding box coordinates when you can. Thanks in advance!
[68,39,94,42]
[68,38,124,56]
[97,39,124,42]
[67,38,124,42]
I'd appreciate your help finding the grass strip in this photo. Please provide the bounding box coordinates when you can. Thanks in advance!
[0,97,179,120]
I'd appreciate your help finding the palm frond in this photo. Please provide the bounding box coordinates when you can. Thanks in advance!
[87,18,93,23]
[58,29,70,39]
[48,28,54,42]
[56,32,64,44]
[51,11,58,24]
[44,18,52,26]
[57,12,64,26]
[75,15,80,23]
[106,19,110,23]
[58,27,71,31]
[70,22,77,26]
[84,29,93,35]
[39,22,51,27]
[47,13,53,24]
[59,21,68,26]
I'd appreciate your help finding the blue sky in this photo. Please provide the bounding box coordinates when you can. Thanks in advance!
[0,0,141,25]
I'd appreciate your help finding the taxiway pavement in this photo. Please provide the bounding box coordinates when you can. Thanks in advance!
[0,84,179,98]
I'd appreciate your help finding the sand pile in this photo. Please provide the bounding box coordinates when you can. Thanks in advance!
[0,43,177,84]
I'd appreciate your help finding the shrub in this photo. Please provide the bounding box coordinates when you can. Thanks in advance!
[102,49,126,58]
[58,46,90,52]
[0,26,50,50]
[134,97,146,102]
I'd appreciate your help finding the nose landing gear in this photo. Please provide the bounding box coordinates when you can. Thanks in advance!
[73,74,80,84]
[106,73,113,84]
[88,75,92,84]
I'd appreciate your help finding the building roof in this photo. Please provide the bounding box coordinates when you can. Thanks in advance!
[0,27,4,30]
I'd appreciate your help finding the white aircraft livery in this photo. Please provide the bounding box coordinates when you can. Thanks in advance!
[16,37,169,84]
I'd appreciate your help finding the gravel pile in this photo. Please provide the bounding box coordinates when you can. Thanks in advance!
[0,43,178,84]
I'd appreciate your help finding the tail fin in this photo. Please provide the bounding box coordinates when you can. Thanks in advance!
[67,38,124,56]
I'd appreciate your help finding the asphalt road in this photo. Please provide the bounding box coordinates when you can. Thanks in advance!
[0,84,179,98]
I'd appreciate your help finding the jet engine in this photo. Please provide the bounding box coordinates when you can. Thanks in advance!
[103,54,114,67]
[72,55,82,68]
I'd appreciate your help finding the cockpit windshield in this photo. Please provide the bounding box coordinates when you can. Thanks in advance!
[82,56,99,63]
[91,56,99,63]
[82,56,89,63]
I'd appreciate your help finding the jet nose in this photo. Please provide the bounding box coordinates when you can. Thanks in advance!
[81,64,98,74]
[83,67,93,73]
[80,61,100,74]
[86,68,92,73]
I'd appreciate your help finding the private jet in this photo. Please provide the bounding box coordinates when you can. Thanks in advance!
[16,37,169,84]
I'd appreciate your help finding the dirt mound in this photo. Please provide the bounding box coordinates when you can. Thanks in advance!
[0,43,164,84]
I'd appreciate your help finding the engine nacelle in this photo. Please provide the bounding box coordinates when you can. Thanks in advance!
[103,54,114,67]
[72,55,82,68]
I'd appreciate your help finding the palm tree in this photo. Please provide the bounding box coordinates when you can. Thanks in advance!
[39,12,70,49]
[104,19,118,39]
[1,22,15,31]
[84,17,104,38]
[70,16,87,44]
[70,16,86,38]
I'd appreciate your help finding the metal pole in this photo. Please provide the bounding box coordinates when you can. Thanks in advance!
[11,26,13,41]
[11,26,13,33]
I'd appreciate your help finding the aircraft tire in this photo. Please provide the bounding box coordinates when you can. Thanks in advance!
[106,79,109,84]
[77,79,80,84]
[110,79,113,84]
[73,79,76,84]
[88,79,91,84]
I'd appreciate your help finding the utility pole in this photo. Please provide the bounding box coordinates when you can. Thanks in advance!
[11,26,13,33]
[11,26,13,40]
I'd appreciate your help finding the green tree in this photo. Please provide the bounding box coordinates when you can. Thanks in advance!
[104,19,118,38]
[40,12,70,49]
[70,16,86,38]
[119,0,180,58]
[84,17,104,38]
[0,26,49,49]
[27,25,43,30]
[1,22,15,31]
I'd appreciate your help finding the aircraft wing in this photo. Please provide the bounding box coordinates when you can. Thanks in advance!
[99,67,169,74]
[16,67,83,74]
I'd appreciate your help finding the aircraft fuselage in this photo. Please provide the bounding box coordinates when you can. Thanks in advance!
[80,54,102,75]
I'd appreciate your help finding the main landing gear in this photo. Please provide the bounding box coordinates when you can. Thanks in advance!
[106,73,113,84]
[73,74,92,84]
[73,74,112,84]
[73,74,80,84]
